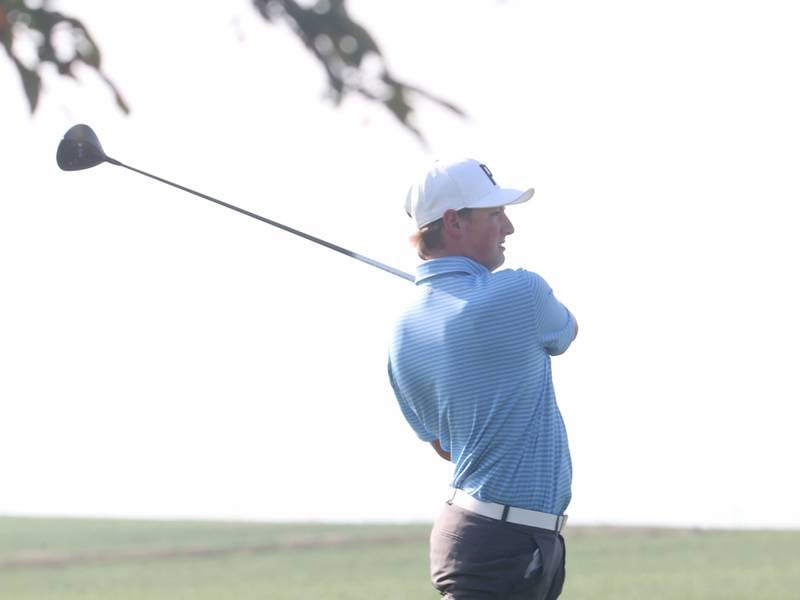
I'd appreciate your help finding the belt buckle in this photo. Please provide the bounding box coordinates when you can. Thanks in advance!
[556,514,568,533]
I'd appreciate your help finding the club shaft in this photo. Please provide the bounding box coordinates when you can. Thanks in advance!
[109,158,415,282]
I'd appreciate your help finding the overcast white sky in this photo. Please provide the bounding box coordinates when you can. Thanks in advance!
[2,0,799,528]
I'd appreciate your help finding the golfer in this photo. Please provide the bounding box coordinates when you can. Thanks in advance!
[388,158,578,599]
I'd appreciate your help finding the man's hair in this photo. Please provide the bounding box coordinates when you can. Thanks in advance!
[410,208,472,260]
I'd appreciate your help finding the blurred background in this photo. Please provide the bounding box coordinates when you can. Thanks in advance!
[2,0,798,528]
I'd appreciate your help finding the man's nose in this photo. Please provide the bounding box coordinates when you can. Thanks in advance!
[503,214,515,235]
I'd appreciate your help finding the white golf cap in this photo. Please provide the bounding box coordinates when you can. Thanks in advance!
[405,158,534,228]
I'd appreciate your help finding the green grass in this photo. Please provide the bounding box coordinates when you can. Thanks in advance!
[1,517,798,599]
[564,527,800,599]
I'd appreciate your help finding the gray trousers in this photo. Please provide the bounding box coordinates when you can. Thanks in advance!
[430,502,566,600]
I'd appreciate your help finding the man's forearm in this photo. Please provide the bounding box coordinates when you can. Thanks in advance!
[431,439,451,461]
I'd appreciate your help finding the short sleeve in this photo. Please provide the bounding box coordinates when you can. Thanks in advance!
[388,360,437,442]
[527,272,576,356]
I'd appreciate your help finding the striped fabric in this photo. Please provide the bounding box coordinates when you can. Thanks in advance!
[388,257,576,514]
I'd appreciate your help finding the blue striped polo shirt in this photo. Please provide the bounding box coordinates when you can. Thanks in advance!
[388,256,576,514]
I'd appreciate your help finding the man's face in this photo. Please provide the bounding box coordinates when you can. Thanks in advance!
[458,206,515,271]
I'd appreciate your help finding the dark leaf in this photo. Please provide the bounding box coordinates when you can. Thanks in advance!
[100,73,131,114]
[12,55,41,112]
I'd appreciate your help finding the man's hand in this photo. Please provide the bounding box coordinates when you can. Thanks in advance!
[431,440,451,461]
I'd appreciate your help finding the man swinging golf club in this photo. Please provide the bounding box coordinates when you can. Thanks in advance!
[388,158,578,599]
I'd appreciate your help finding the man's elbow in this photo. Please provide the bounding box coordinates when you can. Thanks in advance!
[546,318,578,356]
[546,342,571,356]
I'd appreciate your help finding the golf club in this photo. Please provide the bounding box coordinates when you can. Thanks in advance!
[56,124,415,282]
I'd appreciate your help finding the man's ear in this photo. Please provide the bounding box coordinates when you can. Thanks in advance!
[441,209,462,237]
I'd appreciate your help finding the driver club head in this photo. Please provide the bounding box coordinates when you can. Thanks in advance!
[56,124,111,171]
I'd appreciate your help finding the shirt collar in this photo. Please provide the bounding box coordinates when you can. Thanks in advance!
[415,256,490,284]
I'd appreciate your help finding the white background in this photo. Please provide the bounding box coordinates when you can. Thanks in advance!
[1,0,798,528]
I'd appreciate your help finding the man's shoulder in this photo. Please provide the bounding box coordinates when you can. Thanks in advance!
[488,267,549,291]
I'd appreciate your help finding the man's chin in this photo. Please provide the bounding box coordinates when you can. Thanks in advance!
[488,254,505,271]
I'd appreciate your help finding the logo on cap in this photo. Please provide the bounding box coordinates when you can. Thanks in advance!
[479,163,497,186]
